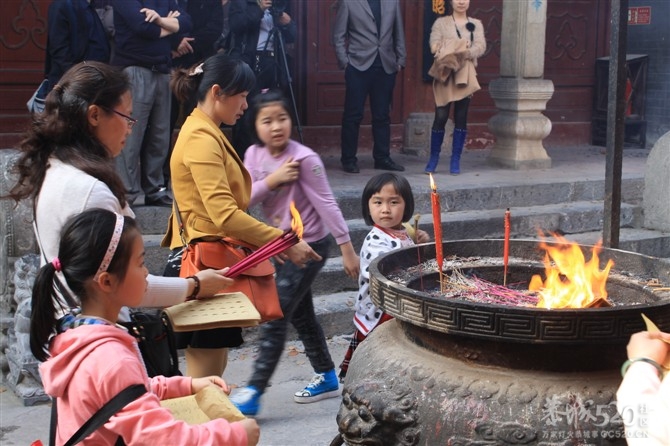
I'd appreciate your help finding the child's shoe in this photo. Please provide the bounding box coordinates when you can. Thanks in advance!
[230,386,261,416]
[293,369,340,403]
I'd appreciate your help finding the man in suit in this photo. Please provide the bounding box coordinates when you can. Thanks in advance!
[332,0,406,173]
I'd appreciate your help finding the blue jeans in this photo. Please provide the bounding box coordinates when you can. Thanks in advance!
[340,65,397,166]
[248,237,334,393]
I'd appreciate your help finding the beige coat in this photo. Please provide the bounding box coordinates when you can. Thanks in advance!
[429,15,486,106]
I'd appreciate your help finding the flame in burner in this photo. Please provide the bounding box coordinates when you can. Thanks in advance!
[290,201,303,239]
[529,234,614,309]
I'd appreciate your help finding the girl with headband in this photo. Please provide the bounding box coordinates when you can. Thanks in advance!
[31,209,260,445]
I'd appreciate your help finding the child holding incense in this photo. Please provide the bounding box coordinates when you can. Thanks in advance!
[339,173,430,380]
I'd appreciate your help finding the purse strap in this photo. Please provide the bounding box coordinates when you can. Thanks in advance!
[172,201,188,247]
[50,384,146,446]
[171,193,257,252]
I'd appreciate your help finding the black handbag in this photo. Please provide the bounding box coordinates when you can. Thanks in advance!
[120,310,181,378]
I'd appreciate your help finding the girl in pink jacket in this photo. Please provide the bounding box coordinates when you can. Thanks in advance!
[30,209,259,445]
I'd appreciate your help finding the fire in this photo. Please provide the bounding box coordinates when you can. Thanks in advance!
[290,201,303,238]
[429,172,437,192]
[529,234,614,309]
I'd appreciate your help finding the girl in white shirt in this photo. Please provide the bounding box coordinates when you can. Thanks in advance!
[7,62,230,320]
[339,173,430,380]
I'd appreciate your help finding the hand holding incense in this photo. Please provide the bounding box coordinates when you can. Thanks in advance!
[226,201,304,278]
[503,208,510,286]
[226,231,300,278]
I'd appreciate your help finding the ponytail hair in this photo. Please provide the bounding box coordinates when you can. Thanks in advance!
[171,53,255,104]
[30,209,140,362]
[7,62,130,208]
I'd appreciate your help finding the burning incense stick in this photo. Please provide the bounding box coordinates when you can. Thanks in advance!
[429,174,444,291]
[503,208,510,286]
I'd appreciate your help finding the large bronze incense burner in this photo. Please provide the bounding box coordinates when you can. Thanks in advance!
[333,239,670,446]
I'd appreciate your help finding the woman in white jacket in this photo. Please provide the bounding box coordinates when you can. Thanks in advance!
[7,61,230,317]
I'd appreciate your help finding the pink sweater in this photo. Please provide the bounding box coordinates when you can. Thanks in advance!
[40,325,247,445]
[244,139,351,246]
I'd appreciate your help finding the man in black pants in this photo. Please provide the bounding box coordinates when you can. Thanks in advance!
[228,0,296,158]
[332,0,407,173]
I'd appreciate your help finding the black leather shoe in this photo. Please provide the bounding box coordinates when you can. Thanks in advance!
[374,158,405,172]
[342,163,360,173]
[145,195,173,207]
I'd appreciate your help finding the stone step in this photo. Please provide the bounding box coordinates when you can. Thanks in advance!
[130,177,646,235]
[143,200,650,296]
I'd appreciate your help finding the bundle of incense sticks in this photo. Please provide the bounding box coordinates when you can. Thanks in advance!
[226,231,299,278]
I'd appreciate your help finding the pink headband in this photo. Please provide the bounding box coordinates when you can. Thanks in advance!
[94,213,125,280]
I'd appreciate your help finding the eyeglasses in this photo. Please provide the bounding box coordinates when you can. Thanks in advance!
[102,106,137,129]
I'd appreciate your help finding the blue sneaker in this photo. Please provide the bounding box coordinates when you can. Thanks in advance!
[230,386,261,416]
[293,369,340,403]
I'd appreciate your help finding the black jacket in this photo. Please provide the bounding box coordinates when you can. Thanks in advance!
[172,0,223,69]
[111,0,192,73]
[228,0,295,67]
[46,0,110,89]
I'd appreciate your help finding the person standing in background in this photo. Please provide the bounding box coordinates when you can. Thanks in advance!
[111,0,191,207]
[164,0,223,188]
[228,0,296,158]
[46,0,111,90]
[332,0,406,174]
[424,0,486,175]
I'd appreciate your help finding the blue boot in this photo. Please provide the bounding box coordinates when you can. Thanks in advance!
[424,129,445,173]
[450,128,467,175]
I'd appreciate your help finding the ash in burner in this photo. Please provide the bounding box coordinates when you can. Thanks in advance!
[387,255,665,308]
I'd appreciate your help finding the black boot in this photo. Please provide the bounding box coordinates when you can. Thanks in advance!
[424,129,445,173]
[450,128,467,175]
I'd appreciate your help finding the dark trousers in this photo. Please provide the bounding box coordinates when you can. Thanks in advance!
[232,52,282,158]
[248,237,334,393]
[340,65,397,166]
[432,96,471,130]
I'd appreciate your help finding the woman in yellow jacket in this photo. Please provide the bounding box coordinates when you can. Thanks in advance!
[163,54,321,378]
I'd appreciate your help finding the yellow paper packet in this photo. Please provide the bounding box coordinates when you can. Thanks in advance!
[641,313,670,369]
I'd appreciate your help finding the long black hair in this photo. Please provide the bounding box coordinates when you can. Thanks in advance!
[361,173,415,226]
[171,53,256,104]
[7,62,131,208]
[30,209,139,362]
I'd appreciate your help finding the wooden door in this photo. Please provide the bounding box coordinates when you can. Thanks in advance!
[302,0,403,127]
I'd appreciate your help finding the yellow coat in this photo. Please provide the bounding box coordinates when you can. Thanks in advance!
[162,108,282,250]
